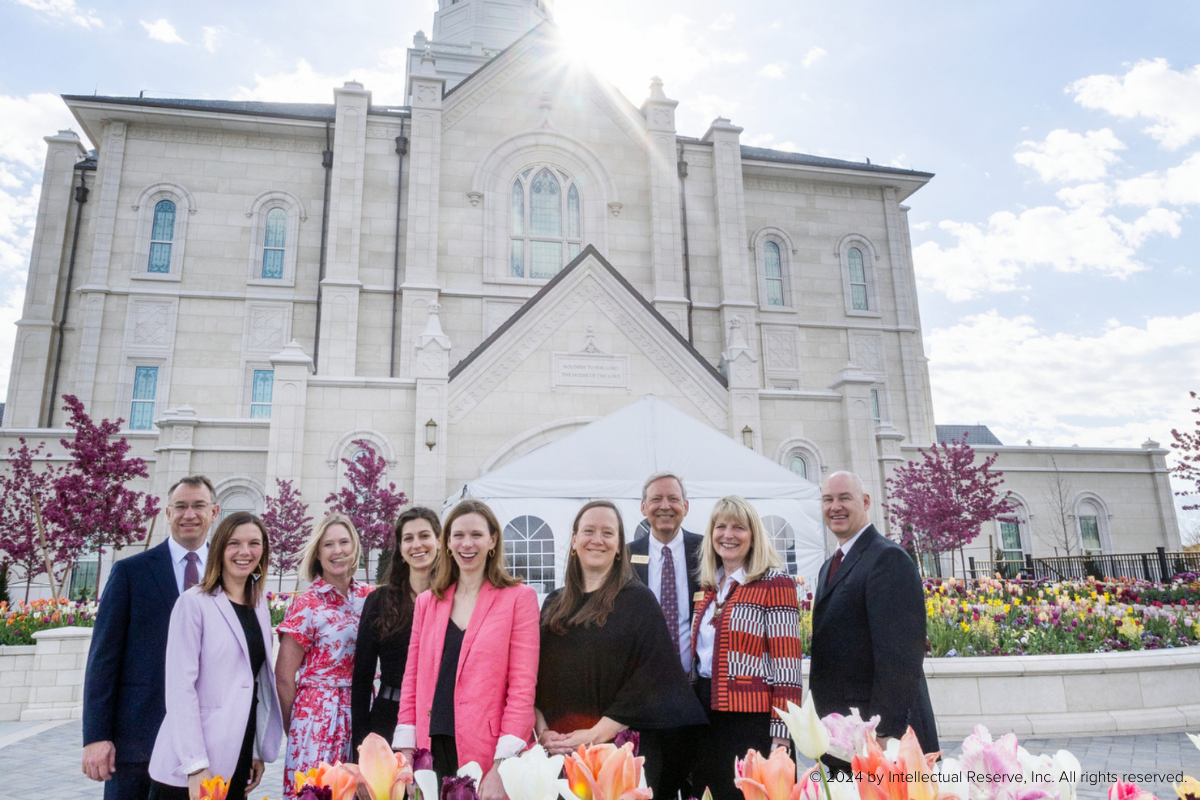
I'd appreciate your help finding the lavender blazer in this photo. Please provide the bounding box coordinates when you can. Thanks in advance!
[148,586,283,786]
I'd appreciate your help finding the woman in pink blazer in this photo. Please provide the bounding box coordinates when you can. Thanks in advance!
[148,512,284,800]
[394,499,539,800]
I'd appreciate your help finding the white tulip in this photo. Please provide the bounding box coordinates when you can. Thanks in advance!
[774,695,829,761]
[499,746,566,800]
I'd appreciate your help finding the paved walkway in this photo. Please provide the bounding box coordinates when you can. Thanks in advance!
[2,720,1196,800]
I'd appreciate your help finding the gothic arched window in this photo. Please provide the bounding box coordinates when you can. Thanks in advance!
[504,515,556,593]
[510,168,582,279]
[764,241,785,306]
[148,200,176,274]
[261,208,287,279]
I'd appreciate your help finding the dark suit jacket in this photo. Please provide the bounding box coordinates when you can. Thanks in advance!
[83,540,180,763]
[628,529,703,618]
[809,525,938,754]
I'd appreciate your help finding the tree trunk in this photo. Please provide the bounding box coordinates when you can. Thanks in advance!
[959,547,967,580]
[95,547,104,600]
[25,574,31,603]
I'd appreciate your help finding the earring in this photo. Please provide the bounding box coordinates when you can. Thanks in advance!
[616,553,621,561]
[489,548,495,557]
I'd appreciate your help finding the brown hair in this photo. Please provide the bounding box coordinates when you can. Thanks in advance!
[198,511,270,606]
[376,506,442,639]
[541,501,632,636]
[168,475,216,503]
[431,499,521,599]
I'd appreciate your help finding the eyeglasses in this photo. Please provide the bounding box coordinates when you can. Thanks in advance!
[170,503,212,513]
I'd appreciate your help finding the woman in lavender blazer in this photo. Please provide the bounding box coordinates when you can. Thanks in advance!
[148,512,284,800]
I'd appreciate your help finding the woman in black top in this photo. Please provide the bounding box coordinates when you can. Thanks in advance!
[351,506,441,751]
[536,501,706,798]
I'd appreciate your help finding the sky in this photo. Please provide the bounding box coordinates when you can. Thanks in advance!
[1,0,1198,528]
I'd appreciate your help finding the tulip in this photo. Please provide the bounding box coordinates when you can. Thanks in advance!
[958,726,1022,800]
[294,762,359,800]
[734,748,801,800]
[933,758,966,800]
[851,728,941,800]
[820,708,880,763]
[355,733,414,800]
[1109,781,1158,800]
[1174,776,1200,800]
[198,775,228,800]
[444,775,482,800]
[563,743,651,800]
[1189,733,1200,753]
[412,748,434,771]
[298,786,334,800]
[499,745,566,800]
[773,694,828,761]
[614,730,640,756]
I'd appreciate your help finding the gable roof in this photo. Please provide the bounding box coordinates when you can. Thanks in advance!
[935,424,1003,446]
[449,245,725,387]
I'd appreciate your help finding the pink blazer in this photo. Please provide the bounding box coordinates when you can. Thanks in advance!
[397,581,539,769]
[149,586,284,786]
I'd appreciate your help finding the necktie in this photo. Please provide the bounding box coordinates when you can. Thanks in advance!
[660,546,680,656]
[827,548,844,583]
[184,551,201,591]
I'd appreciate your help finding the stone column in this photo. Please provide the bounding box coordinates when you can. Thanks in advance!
[641,78,688,336]
[829,363,884,525]
[152,405,199,504]
[883,188,929,445]
[75,121,128,413]
[266,341,314,486]
[412,304,451,508]
[721,315,762,451]
[703,117,757,348]
[399,50,447,380]
[1143,439,1182,549]
[317,82,371,376]
[4,130,87,428]
[874,423,907,536]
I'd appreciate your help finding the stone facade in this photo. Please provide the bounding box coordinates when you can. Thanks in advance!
[0,5,1179,594]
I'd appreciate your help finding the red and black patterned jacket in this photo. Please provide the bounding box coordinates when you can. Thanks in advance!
[690,568,803,740]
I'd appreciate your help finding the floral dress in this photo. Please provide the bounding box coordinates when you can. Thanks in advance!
[277,576,373,798]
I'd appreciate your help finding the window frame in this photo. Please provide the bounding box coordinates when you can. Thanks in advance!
[1074,494,1112,556]
[508,167,583,282]
[774,437,825,483]
[503,515,556,594]
[250,369,275,419]
[751,226,797,312]
[245,191,306,287]
[131,183,195,282]
[835,233,882,318]
[128,364,161,431]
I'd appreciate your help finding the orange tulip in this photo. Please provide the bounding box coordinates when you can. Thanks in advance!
[294,762,359,800]
[734,749,802,800]
[563,743,651,800]
[199,775,229,800]
[851,729,942,800]
[354,734,414,800]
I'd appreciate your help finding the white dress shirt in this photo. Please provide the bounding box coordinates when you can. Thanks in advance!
[167,536,209,595]
[696,565,746,678]
[647,531,692,672]
[834,524,870,561]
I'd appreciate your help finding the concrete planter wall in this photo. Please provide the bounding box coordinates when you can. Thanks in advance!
[0,626,92,721]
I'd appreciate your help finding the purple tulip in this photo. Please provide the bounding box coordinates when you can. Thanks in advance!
[441,775,480,800]
[412,747,434,771]
[298,785,333,800]
[614,729,640,755]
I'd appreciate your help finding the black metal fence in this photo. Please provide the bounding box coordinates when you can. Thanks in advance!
[967,547,1200,582]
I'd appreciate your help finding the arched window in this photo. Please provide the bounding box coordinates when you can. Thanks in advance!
[848,247,868,311]
[764,242,785,306]
[262,208,287,279]
[510,168,582,279]
[788,455,808,480]
[148,200,176,274]
[762,515,798,575]
[1078,500,1105,556]
[504,515,556,593]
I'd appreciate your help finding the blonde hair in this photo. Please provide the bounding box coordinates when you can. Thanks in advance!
[431,499,521,599]
[699,495,782,590]
[299,513,362,583]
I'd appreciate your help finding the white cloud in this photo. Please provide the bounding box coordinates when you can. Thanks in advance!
[709,13,735,31]
[1069,58,1200,150]
[742,132,797,152]
[0,93,80,397]
[1115,152,1200,207]
[927,310,1200,450]
[758,61,787,80]
[1013,128,1125,183]
[801,47,827,68]
[11,0,101,28]
[913,203,1181,301]
[140,18,185,44]
[233,49,411,105]
[202,25,225,53]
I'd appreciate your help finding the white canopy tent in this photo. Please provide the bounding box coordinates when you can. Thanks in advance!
[447,395,826,594]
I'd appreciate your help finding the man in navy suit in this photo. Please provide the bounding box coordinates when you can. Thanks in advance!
[809,471,937,771]
[81,475,219,800]
[626,471,703,800]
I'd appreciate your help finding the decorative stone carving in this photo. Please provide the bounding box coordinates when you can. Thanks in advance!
[551,327,630,391]
[763,329,797,371]
[467,191,483,207]
[849,332,884,375]
[608,203,623,218]
[133,304,169,347]
[245,303,292,354]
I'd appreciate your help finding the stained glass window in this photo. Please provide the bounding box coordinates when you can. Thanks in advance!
[530,169,561,237]
[250,369,274,419]
[148,200,175,274]
[130,366,159,430]
[262,208,286,279]
[510,168,582,280]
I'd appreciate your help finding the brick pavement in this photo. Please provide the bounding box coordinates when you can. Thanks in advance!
[3,720,1197,800]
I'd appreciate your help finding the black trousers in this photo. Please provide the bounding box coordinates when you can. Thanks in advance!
[690,680,771,800]
[149,701,256,800]
[638,728,696,800]
[431,734,460,789]
[104,762,151,800]
[368,696,400,745]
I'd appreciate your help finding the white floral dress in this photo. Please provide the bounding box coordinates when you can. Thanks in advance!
[277,577,373,797]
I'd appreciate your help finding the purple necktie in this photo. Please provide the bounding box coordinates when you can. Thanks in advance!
[661,546,680,656]
[827,548,844,583]
[184,551,200,591]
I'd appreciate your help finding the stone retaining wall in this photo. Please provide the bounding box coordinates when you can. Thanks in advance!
[0,626,92,722]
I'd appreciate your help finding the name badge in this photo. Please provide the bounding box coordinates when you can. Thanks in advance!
[631,554,650,565]
[693,591,705,602]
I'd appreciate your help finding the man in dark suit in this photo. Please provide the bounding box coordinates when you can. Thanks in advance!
[626,471,703,800]
[81,475,219,800]
[810,471,937,769]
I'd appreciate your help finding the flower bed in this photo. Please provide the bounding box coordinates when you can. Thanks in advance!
[267,592,295,627]
[0,598,97,646]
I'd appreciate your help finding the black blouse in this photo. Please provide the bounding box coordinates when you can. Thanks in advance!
[429,619,465,737]
[537,582,707,733]
[351,588,413,745]
[231,600,266,678]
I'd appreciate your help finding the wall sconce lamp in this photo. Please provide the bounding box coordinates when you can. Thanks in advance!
[742,425,753,448]
[425,419,438,451]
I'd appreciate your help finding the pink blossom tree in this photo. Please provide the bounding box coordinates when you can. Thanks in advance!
[325,440,407,582]
[1170,391,1200,511]
[0,439,80,600]
[885,432,1013,578]
[45,395,160,598]
[262,478,313,590]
